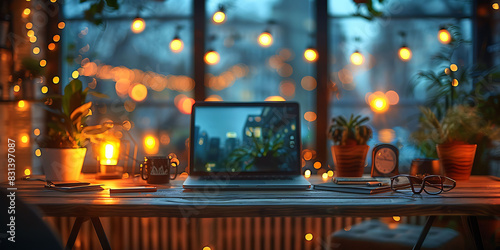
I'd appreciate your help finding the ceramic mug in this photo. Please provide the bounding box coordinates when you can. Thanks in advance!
[140,154,179,184]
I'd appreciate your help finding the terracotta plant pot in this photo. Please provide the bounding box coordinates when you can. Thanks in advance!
[331,145,369,177]
[436,143,477,180]
[41,148,87,181]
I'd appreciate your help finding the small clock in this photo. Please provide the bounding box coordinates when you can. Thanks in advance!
[371,144,399,177]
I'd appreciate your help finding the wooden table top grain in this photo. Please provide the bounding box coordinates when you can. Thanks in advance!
[7,175,500,218]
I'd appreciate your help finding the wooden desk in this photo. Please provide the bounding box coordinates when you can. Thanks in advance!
[9,175,500,249]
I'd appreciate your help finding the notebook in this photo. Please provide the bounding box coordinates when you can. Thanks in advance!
[183,102,311,189]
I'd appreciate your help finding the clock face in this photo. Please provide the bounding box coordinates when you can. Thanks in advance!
[374,148,397,174]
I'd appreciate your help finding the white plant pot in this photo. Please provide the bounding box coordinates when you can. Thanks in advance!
[41,148,87,181]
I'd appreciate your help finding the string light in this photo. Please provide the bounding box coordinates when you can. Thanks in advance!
[53,34,60,42]
[23,8,31,17]
[131,17,146,33]
[303,48,318,62]
[305,233,313,241]
[450,64,458,71]
[39,60,47,67]
[212,6,226,24]
[58,22,65,29]
[33,47,40,54]
[18,100,25,108]
[53,76,60,84]
[438,27,451,44]
[170,37,184,53]
[24,168,31,176]
[41,86,48,94]
[452,79,459,87]
[204,50,220,65]
[26,22,33,29]
[304,169,311,178]
[72,70,79,79]
[34,128,40,136]
[258,31,273,48]
[29,36,37,43]
[35,149,41,157]
[493,3,499,9]
[48,43,56,50]
[350,51,364,65]
[370,97,388,113]
[398,46,412,61]
[13,85,20,92]
[27,30,35,37]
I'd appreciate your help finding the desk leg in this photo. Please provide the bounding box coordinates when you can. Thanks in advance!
[65,217,87,250]
[91,217,112,250]
[462,216,484,250]
[412,215,436,250]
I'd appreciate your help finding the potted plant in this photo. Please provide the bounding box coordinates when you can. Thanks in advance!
[328,114,373,177]
[36,79,108,181]
[412,106,500,180]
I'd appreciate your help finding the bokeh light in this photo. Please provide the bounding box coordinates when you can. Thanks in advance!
[204,51,220,65]
[35,149,41,157]
[32,47,40,54]
[450,64,458,71]
[48,43,56,50]
[13,85,20,92]
[130,84,148,102]
[304,48,318,62]
[205,95,223,101]
[438,28,451,44]
[39,60,47,67]
[18,100,25,108]
[144,135,159,155]
[72,70,79,78]
[21,134,29,144]
[57,22,65,29]
[170,38,184,53]
[177,97,195,114]
[350,51,364,65]
[26,22,33,29]
[398,46,412,61]
[258,31,273,47]
[301,76,317,91]
[493,3,499,9]
[370,97,388,113]
[24,168,31,176]
[304,169,311,178]
[23,8,31,17]
[385,90,399,105]
[305,233,313,241]
[378,129,396,143]
[131,18,146,33]
[41,86,48,94]
[212,11,226,24]
[53,34,60,42]
[304,111,317,122]
[53,76,60,84]
[33,128,40,136]
[264,96,286,101]
[452,79,459,87]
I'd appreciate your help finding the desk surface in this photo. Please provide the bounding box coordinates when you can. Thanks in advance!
[8,175,500,218]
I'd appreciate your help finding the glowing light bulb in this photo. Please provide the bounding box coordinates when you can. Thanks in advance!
[450,64,458,71]
[212,11,226,24]
[370,97,388,113]
[258,31,273,48]
[18,100,25,108]
[21,134,29,143]
[72,70,79,79]
[26,22,33,29]
[493,3,499,9]
[41,86,48,94]
[131,18,146,33]
[48,43,56,50]
[57,22,65,29]
[53,34,60,42]
[170,38,184,53]
[350,51,364,65]
[53,76,60,84]
[304,48,318,62]
[33,47,40,54]
[144,136,156,149]
[398,46,412,61]
[304,169,311,178]
[35,149,41,157]
[305,233,313,241]
[34,128,40,136]
[204,51,220,65]
[438,28,451,44]
[23,8,31,17]
[24,169,31,176]
[13,85,20,92]
[29,36,37,43]
[130,84,148,102]
[27,30,34,37]
[39,60,47,67]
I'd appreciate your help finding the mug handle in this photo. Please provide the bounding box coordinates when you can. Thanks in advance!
[168,153,179,180]
[140,159,148,180]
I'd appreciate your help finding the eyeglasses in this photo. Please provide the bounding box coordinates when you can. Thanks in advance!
[390,174,456,195]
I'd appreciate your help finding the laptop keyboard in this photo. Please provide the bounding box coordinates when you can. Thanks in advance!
[199,175,294,181]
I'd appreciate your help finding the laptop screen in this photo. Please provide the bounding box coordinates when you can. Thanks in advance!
[190,102,301,175]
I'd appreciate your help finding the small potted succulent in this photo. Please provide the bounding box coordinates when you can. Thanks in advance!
[37,79,109,181]
[328,114,373,177]
[412,106,500,180]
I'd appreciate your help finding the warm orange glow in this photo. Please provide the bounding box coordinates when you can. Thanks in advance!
[131,18,146,33]
[40,60,47,67]
[398,46,412,61]
[34,128,40,136]
[304,48,318,62]
[178,97,195,114]
[100,141,120,165]
[72,70,79,79]
[18,100,25,108]
[212,11,226,24]
[29,36,37,43]
[53,76,60,84]
[305,233,313,241]
[301,76,317,91]
[204,51,220,65]
[264,96,286,101]
[314,162,322,169]
[13,85,20,92]
[304,111,317,122]
[145,136,156,149]
[385,90,399,105]
[144,135,159,155]
[304,169,311,178]
[205,95,223,101]
[438,28,451,44]
[279,80,295,98]
[393,216,401,222]
[53,34,60,42]
[130,84,148,102]
[32,47,40,54]
[23,8,31,16]
[35,149,41,157]
[160,133,171,145]
[452,79,459,87]
[21,134,29,144]
[115,79,131,96]
[350,51,364,65]
[370,97,388,113]
[494,3,500,9]
[27,30,34,37]
[450,64,458,71]
[444,68,451,75]
[203,247,212,250]
[303,150,313,161]
[58,22,65,29]
[26,22,33,29]
[170,38,184,53]
[327,170,334,177]
[41,86,48,94]
[378,129,396,143]
[322,172,329,180]
[24,168,31,176]
[258,32,273,47]
[48,43,56,50]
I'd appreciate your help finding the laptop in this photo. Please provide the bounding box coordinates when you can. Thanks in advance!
[183,102,311,189]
